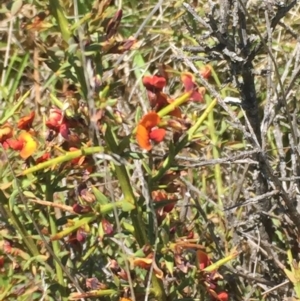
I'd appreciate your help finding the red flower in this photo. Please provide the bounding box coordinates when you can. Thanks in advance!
[17,111,35,130]
[152,190,177,214]
[0,123,13,149]
[217,292,228,301]
[151,190,178,224]
[102,219,114,235]
[46,108,70,139]
[136,112,166,151]
[196,250,226,301]
[72,203,92,214]
[36,152,51,163]
[142,75,182,117]
[46,108,63,130]
[0,256,4,269]
[181,72,205,102]
[142,75,166,91]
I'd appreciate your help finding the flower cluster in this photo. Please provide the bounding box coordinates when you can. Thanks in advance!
[0,112,37,159]
[0,107,88,165]
[136,68,209,151]
[197,250,228,301]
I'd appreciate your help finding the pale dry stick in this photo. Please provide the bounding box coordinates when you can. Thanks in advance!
[72,0,137,299]
[180,176,223,211]
[261,280,289,296]
[291,42,300,79]
[283,60,300,100]
[236,0,298,153]
[261,8,275,150]
[231,164,250,206]
[288,130,299,197]
[33,39,41,106]
[273,118,288,191]
[177,156,258,168]
[180,177,224,256]
[279,176,300,181]
[227,265,276,286]
[173,38,300,230]
[176,150,258,163]
[224,190,279,211]
[1,17,14,87]
[252,225,260,278]
[288,0,300,19]
[40,270,49,301]
[183,159,257,168]
[28,198,75,214]
[241,107,262,150]
[244,231,286,270]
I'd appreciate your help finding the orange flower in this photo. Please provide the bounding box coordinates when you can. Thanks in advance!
[197,250,212,270]
[0,123,13,149]
[7,131,37,159]
[17,132,37,159]
[17,111,35,130]
[132,254,163,279]
[181,72,205,102]
[136,112,166,151]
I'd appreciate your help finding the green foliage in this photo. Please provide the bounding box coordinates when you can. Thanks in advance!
[1,0,300,301]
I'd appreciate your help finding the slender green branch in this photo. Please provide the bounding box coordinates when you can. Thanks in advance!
[46,183,68,300]
[49,0,71,42]
[0,190,40,257]
[105,125,166,301]
[21,146,104,176]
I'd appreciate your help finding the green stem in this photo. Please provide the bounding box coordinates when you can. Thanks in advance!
[0,190,40,257]
[46,184,68,300]
[104,126,166,301]
[49,0,71,42]
[187,98,217,140]
[158,92,192,117]
[21,146,104,176]
[105,126,147,244]
[152,99,218,184]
